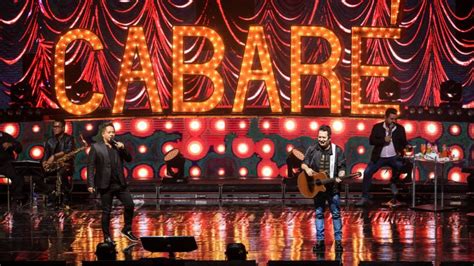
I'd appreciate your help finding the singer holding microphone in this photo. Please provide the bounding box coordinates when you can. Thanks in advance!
[87,122,138,243]
[356,108,408,207]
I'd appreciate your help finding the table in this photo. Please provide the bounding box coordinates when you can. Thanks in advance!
[410,157,463,212]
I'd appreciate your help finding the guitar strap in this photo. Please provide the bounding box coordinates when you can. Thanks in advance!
[329,143,336,178]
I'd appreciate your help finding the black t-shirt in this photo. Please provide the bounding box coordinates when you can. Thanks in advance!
[107,146,121,185]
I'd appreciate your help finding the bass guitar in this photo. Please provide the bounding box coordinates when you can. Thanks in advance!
[297,171,361,198]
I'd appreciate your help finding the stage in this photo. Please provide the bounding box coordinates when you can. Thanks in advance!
[1,201,473,265]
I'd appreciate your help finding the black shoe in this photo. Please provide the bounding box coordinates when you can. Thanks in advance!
[335,240,343,252]
[312,240,325,252]
[121,229,139,242]
[355,198,372,207]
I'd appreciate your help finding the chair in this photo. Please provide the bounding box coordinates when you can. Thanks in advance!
[0,174,11,212]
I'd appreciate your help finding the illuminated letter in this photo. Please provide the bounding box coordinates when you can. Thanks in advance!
[233,26,282,113]
[113,26,162,114]
[54,29,104,115]
[172,26,225,113]
[351,27,401,115]
[290,26,342,113]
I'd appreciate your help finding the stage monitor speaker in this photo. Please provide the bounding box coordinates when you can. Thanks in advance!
[141,236,198,259]
[185,261,257,266]
[0,262,66,266]
[84,260,184,266]
[359,262,433,266]
[440,262,474,266]
[268,261,341,266]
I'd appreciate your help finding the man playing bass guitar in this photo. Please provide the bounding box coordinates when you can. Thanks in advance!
[301,125,346,253]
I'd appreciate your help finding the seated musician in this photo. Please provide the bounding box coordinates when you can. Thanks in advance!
[301,125,346,253]
[0,130,26,205]
[42,119,75,208]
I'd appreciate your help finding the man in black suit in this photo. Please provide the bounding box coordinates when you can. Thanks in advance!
[356,108,408,206]
[0,130,25,205]
[87,122,138,243]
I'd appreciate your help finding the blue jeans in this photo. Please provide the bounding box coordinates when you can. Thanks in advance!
[362,156,403,199]
[314,193,342,241]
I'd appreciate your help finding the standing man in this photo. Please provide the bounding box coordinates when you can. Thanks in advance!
[87,122,138,243]
[301,125,346,252]
[356,108,408,206]
[0,130,25,205]
[43,119,75,207]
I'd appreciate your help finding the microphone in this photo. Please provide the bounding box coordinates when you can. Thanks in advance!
[110,137,118,146]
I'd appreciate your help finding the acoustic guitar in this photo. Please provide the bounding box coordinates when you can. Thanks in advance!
[297,171,361,198]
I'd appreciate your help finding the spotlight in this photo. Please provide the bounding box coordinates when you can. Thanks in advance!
[225,243,247,261]
[378,77,400,101]
[286,148,305,180]
[163,148,186,183]
[417,107,424,114]
[440,80,462,103]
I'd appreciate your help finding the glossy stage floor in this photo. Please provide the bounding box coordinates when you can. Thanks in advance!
[1,201,473,266]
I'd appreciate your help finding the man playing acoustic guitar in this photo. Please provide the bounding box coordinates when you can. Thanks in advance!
[301,125,346,253]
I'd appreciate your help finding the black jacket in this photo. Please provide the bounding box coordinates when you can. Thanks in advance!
[43,134,75,170]
[303,143,346,194]
[0,131,22,163]
[369,122,407,162]
[87,142,132,189]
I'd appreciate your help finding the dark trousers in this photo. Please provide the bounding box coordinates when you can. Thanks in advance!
[362,156,403,199]
[0,162,25,200]
[99,183,135,238]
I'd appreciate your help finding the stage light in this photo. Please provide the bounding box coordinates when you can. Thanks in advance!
[136,120,150,132]
[215,119,226,131]
[417,107,424,114]
[449,124,461,136]
[218,168,225,176]
[440,80,462,103]
[239,167,248,177]
[85,123,94,131]
[165,121,173,130]
[189,119,202,131]
[286,148,305,179]
[239,121,247,129]
[190,166,201,177]
[449,145,463,159]
[29,146,44,160]
[188,141,203,155]
[162,142,175,154]
[216,144,226,154]
[262,120,270,129]
[286,144,294,153]
[351,163,367,179]
[138,145,147,153]
[429,172,435,179]
[81,167,87,180]
[262,144,272,154]
[357,146,365,155]
[164,148,186,182]
[262,166,273,178]
[409,107,416,114]
[3,123,19,138]
[332,120,344,133]
[32,124,41,133]
[225,243,247,261]
[309,121,319,131]
[237,143,249,154]
[425,123,438,136]
[133,164,154,180]
[284,119,296,132]
[357,122,365,131]
[428,107,435,115]
[378,77,400,101]
[404,122,414,134]
[113,121,122,131]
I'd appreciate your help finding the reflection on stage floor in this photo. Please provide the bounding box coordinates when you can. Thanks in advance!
[0,204,473,265]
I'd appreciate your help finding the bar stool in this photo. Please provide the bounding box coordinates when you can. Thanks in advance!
[0,174,11,212]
